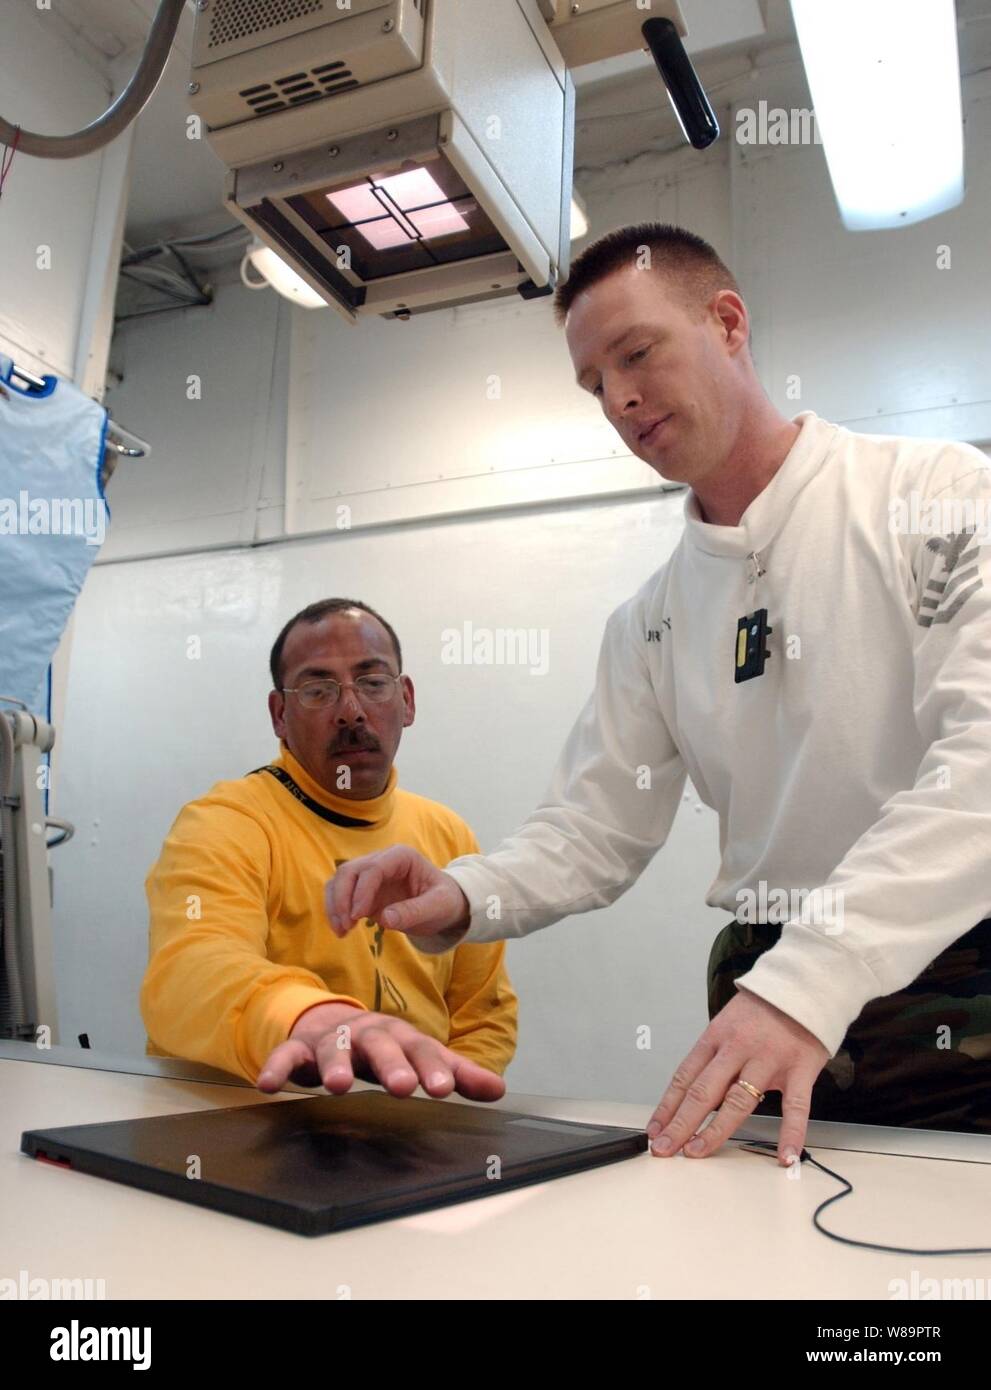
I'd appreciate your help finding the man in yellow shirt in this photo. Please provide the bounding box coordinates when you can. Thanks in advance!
[141,598,517,1101]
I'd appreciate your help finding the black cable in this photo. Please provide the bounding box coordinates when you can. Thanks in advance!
[739,1139,991,1256]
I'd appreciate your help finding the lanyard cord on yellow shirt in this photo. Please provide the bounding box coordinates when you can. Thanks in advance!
[248,764,377,830]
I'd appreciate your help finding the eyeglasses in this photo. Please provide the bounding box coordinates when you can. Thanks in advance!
[281,674,403,709]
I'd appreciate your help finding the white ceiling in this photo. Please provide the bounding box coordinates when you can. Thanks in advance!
[19,0,991,258]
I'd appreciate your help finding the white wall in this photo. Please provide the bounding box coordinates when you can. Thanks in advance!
[100,280,291,558]
[47,57,991,1107]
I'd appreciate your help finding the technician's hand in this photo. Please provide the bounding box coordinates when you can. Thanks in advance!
[324,845,470,941]
[647,988,830,1166]
[256,1000,505,1102]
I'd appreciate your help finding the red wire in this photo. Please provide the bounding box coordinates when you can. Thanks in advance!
[1,125,22,198]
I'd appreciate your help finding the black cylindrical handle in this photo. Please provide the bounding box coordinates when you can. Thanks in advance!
[642,17,720,150]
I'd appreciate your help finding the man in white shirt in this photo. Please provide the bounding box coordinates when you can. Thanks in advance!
[324,223,991,1164]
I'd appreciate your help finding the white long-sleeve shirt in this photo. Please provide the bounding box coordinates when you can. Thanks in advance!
[414,411,991,1057]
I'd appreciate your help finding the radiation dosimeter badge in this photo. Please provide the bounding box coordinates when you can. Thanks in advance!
[735,609,773,683]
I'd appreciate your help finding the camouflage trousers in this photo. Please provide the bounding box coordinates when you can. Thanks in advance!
[707,917,991,1133]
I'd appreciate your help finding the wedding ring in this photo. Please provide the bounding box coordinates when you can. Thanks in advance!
[734,1077,766,1103]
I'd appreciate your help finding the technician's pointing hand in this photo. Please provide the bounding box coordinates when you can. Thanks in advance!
[324,845,470,941]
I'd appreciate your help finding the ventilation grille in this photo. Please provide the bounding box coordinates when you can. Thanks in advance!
[208,0,326,49]
[238,60,360,115]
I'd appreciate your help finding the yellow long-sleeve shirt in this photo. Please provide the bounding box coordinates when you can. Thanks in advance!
[141,742,517,1083]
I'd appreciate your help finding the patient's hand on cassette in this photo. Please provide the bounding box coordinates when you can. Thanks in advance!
[256,1000,505,1101]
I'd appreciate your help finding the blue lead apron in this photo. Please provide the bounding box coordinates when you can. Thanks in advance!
[0,355,109,721]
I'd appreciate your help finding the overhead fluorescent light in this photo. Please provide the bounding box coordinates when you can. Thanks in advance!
[790,0,964,230]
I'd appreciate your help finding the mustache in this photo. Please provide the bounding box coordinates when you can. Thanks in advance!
[329,732,380,753]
